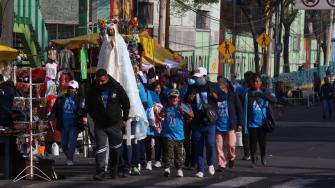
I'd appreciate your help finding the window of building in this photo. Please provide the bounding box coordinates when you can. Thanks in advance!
[138,2,154,26]
[293,35,301,51]
[196,10,209,30]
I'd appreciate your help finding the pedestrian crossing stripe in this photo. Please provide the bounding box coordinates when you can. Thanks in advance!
[205,176,266,187]
[270,178,318,188]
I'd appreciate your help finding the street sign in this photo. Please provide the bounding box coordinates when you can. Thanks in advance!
[142,37,154,60]
[220,58,235,65]
[256,32,272,48]
[295,0,335,10]
[276,43,283,53]
[218,40,236,58]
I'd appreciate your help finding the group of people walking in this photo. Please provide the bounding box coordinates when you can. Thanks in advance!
[50,66,278,180]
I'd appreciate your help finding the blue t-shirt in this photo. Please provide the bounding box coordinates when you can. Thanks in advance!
[62,96,78,128]
[196,92,209,110]
[101,90,109,109]
[216,93,230,132]
[149,90,161,104]
[248,90,268,128]
[161,103,192,141]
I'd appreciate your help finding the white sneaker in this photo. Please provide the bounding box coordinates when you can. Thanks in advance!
[153,161,162,168]
[208,165,215,175]
[164,168,170,177]
[177,169,184,177]
[195,171,204,178]
[66,160,74,166]
[146,161,153,171]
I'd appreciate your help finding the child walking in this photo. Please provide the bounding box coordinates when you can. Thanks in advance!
[161,89,194,177]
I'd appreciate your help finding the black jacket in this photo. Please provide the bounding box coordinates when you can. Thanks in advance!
[50,94,86,130]
[0,81,15,127]
[86,76,130,127]
[218,90,243,131]
[186,82,217,126]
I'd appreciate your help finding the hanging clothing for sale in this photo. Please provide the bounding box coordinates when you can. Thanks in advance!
[88,47,99,67]
[59,48,76,70]
[45,62,58,80]
[45,79,58,97]
[80,47,89,80]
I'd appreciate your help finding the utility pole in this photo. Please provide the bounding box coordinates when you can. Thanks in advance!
[326,10,333,66]
[165,0,170,49]
[218,0,225,76]
[274,0,282,77]
[159,0,167,47]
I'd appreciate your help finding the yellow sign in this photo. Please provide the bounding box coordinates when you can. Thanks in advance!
[210,61,217,73]
[218,40,236,58]
[220,58,235,65]
[256,32,272,48]
[142,37,154,60]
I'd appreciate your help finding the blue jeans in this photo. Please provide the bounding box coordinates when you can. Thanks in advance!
[322,99,332,120]
[120,140,132,171]
[61,127,78,161]
[192,125,216,173]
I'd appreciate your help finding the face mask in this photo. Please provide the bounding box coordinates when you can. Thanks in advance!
[68,90,77,97]
[196,77,206,86]
[252,82,262,90]
[97,83,109,92]
[188,78,195,85]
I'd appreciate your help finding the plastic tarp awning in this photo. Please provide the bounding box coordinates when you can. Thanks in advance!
[0,44,19,61]
[51,33,99,49]
[51,32,185,66]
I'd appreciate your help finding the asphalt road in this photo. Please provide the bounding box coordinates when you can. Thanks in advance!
[1,103,335,188]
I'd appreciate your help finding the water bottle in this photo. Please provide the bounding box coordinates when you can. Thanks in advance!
[236,132,243,147]
[52,142,59,156]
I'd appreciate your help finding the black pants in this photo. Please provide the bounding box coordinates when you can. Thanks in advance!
[248,127,267,159]
[145,136,153,161]
[242,133,250,157]
[95,126,123,175]
[184,122,195,166]
[154,136,164,161]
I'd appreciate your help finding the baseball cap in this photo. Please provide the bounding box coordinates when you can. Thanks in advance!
[168,89,180,98]
[193,67,207,78]
[68,80,79,89]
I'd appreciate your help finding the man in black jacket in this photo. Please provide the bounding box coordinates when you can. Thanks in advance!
[86,69,130,181]
[0,74,15,128]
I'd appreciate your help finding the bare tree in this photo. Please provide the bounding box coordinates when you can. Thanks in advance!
[282,0,298,73]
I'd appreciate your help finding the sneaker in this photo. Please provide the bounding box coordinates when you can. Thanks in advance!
[195,171,204,178]
[242,155,251,161]
[131,167,141,176]
[228,160,235,168]
[208,165,215,175]
[146,161,153,171]
[153,161,162,168]
[177,169,184,177]
[164,168,170,177]
[93,173,105,181]
[261,157,267,166]
[66,160,74,166]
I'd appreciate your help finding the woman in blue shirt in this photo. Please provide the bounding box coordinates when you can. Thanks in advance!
[243,74,277,167]
[215,79,243,171]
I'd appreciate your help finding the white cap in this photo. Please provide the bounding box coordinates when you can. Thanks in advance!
[67,80,79,89]
[193,67,207,78]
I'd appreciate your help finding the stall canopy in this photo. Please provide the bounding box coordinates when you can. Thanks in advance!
[0,44,19,61]
[51,32,185,66]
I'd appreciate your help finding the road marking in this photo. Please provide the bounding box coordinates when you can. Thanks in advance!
[270,178,318,188]
[206,176,266,188]
[142,177,203,187]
